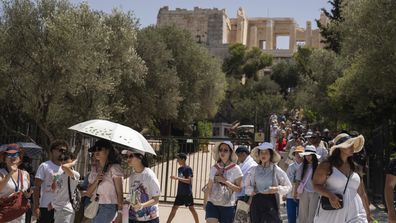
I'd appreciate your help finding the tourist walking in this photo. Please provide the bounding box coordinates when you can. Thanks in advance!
[0,144,31,223]
[203,141,242,223]
[235,145,257,202]
[86,139,123,223]
[166,153,198,223]
[51,151,80,223]
[245,142,292,223]
[385,157,396,223]
[33,140,69,223]
[295,145,320,223]
[285,146,304,223]
[313,133,373,222]
[123,149,160,223]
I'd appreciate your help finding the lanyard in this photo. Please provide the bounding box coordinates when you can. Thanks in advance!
[10,170,20,192]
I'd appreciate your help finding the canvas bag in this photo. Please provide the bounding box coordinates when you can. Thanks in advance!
[210,163,236,206]
[84,188,99,219]
[0,170,30,223]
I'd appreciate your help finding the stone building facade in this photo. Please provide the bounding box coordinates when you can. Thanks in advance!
[157,6,327,59]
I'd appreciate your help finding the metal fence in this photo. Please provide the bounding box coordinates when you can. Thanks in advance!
[147,137,251,204]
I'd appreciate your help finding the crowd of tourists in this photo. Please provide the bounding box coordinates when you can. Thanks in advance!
[0,113,395,223]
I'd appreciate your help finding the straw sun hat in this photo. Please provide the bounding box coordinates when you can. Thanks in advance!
[330,133,365,154]
[211,141,238,162]
[251,142,281,163]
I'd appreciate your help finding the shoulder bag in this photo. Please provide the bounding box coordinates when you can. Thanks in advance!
[320,171,351,210]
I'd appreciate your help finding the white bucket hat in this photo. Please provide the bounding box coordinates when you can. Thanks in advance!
[251,142,281,163]
[299,145,321,159]
[211,141,238,162]
[330,133,365,154]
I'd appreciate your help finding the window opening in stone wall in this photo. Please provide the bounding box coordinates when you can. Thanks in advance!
[275,35,290,49]
[259,40,266,50]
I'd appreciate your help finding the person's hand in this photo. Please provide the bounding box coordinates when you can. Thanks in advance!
[215,175,227,184]
[132,200,143,211]
[95,173,104,183]
[33,207,40,218]
[48,203,53,211]
[267,186,279,194]
[115,212,122,223]
[328,193,342,209]
[170,176,177,180]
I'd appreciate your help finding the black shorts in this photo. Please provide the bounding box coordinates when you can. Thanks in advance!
[174,194,194,207]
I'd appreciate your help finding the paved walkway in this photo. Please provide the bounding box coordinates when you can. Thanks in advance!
[159,202,388,223]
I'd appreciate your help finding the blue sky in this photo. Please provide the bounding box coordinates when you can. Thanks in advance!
[71,0,330,28]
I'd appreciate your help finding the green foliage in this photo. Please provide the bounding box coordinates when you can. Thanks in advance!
[0,0,146,146]
[223,43,272,80]
[133,25,226,135]
[197,121,213,138]
[330,0,396,130]
[271,60,300,96]
[316,0,344,53]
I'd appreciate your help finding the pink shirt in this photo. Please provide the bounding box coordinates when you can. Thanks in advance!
[88,164,123,204]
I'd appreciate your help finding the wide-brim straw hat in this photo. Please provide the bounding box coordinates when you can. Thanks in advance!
[251,142,281,163]
[292,145,305,155]
[299,145,321,159]
[330,133,365,154]
[211,141,238,162]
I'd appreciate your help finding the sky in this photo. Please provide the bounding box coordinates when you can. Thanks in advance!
[70,0,331,48]
[71,0,330,28]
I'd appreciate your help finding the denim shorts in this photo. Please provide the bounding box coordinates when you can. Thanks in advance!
[92,204,117,223]
[205,201,235,223]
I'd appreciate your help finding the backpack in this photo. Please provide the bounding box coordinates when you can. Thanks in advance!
[68,176,81,211]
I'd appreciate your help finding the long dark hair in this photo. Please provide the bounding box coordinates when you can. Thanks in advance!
[326,148,355,175]
[301,154,318,179]
[258,149,274,165]
[134,153,149,168]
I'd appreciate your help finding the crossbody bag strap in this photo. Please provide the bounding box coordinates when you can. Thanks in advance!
[19,170,23,191]
[67,176,73,203]
[342,171,352,195]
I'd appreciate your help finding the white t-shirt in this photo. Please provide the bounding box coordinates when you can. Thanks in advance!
[0,169,30,197]
[52,170,80,212]
[35,160,63,208]
[208,163,243,206]
[128,168,161,221]
[88,164,123,204]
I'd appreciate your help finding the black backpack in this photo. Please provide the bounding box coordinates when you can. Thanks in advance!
[68,176,81,211]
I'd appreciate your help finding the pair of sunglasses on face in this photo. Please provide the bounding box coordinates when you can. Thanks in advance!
[6,153,20,159]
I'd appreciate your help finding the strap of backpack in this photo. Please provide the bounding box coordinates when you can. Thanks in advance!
[67,176,73,203]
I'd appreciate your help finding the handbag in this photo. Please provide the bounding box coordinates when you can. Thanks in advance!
[68,176,81,211]
[84,193,99,219]
[320,170,351,210]
[0,170,30,222]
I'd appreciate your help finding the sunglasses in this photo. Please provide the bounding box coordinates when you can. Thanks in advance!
[6,153,20,158]
[219,149,230,153]
[93,147,104,152]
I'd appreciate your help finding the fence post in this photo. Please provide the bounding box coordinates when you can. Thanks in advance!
[163,138,170,202]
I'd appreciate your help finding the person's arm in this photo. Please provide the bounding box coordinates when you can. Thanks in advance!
[61,160,77,178]
[0,171,13,192]
[269,167,292,195]
[220,176,242,192]
[357,177,373,222]
[113,176,123,211]
[171,175,192,184]
[385,173,396,223]
[86,172,103,197]
[33,178,43,217]
[203,179,213,209]
[313,162,342,209]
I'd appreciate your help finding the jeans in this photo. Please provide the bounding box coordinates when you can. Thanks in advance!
[92,204,117,223]
[54,209,75,223]
[286,198,299,223]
